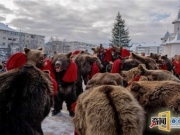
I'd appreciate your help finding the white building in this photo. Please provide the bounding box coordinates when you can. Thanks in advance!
[0,23,19,59]
[161,9,180,58]
[44,40,97,55]
[19,32,45,50]
[0,22,45,57]
[136,45,162,56]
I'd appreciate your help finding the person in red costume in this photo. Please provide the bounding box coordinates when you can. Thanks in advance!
[87,62,100,80]
[158,61,167,70]
[96,44,112,73]
[173,55,180,78]
[51,52,78,117]
[120,46,130,58]
[6,52,58,96]
[111,47,130,74]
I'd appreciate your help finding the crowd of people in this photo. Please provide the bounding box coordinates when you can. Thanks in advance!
[0,61,6,73]
[0,45,180,135]
[172,54,180,78]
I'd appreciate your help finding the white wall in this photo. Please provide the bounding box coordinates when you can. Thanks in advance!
[0,30,19,48]
[174,22,180,33]
[162,45,171,57]
[170,44,180,57]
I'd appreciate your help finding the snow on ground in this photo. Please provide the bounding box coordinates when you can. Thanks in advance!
[42,82,85,135]
[42,106,74,135]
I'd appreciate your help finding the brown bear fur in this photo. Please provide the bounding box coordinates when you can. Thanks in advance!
[85,72,123,89]
[0,62,2,69]
[24,47,47,68]
[121,65,150,85]
[138,64,180,83]
[130,81,180,113]
[92,45,121,61]
[129,81,180,135]
[160,54,173,71]
[149,53,160,62]
[50,52,77,116]
[91,45,104,54]
[121,58,142,71]
[0,47,53,135]
[73,85,145,135]
[51,52,72,71]
[73,53,103,95]
[130,53,159,70]
[122,67,142,83]
[73,53,103,76]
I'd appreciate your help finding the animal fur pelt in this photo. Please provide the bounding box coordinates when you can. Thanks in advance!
[0,64,52,135]
[73,85,145,135]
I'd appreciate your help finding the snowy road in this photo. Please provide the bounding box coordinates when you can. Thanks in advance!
[42,108,74,135]
[42,82,85,135]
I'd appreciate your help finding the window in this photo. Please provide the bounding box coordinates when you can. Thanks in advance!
[2,43,5,45]
[178,28,179,31]
[31,35,35,38]
[3,37,6,39]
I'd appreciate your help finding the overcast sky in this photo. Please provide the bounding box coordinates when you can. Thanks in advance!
[0,0,180,45]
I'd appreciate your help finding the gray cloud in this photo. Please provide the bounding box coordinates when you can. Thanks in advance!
[1,0,179,45]
[0,3,12,14]
[0,16,5,21]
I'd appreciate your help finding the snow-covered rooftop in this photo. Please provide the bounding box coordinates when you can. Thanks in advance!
[163,31,180,45]
[162,31,170,39]
[0,23,17,32]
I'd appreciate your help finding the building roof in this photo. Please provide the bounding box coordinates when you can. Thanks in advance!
[172,9,180,24]
[163,31,180,45]
[162,31,170,39]
[20,31,45,37]
[0,23,17,32]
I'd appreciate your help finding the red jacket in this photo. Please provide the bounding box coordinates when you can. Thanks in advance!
[72,50,81,55]
[173,60,180,74]
[62,61,78,82]
[6,53,58,96]
[37,59,58,96]
[127,75,141,87]
[39,59,56,80]
[121,49,130,57]
[103,49,112,63]
[158,63,167,70]
[111,59,121,73]
[87,62,100,79]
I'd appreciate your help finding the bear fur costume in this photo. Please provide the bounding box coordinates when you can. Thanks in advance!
[161,54,173,72]
[0,62,4,73]
[129,81,180,135]
[109,58,141,75]
[51,52,77,117]
[92,45,112,73]
[121,58,142,71]
[73,84,145,135]
[71,50,101,86]
[0,47,53,135]
[130,53,159,70]
[6,50,58,96]
[121,66,150,87]
[85,72,124,89]
[138,64,180,83]
[72,52,103,96]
